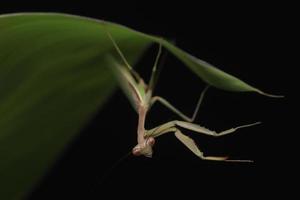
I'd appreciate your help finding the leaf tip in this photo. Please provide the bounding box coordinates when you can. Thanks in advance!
[225,159,254,163]
[256,90,285,98]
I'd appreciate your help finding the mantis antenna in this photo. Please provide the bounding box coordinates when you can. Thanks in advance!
[89,151,132,196]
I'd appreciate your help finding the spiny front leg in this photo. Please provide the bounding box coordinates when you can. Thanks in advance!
[174,129,253,162]
[146,126,229,161]
[174,129,228,161]
[145,122,254,162]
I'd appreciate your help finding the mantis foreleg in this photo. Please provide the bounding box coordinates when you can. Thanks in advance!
[175,130,253,162]
[174,129,228,161]
[145,120,259,161]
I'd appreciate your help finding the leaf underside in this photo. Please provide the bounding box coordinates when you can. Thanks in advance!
[0,13,277,199]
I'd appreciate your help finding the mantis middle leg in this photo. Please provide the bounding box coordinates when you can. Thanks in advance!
[145,120,260,161]
[150,86,209,122]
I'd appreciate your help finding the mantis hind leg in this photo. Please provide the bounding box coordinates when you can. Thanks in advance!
[148,42,163,92]
[104,25,141,81]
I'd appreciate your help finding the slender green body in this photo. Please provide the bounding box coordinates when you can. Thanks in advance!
[105,28,260,161]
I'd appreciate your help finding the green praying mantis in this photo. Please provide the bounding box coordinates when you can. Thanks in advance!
[104,29,261,162]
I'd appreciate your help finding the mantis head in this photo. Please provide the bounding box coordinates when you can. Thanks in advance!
[132,137,155,158]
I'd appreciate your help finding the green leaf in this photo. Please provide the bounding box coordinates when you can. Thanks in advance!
[0,13,279,200]
[0,13,151,200]
[144,37,281,97]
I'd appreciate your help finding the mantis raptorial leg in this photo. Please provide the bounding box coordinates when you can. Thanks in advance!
[174,130,228,161]
[104,27,259,161]
[145,121,260,161]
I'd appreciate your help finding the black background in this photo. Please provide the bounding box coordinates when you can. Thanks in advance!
[1,1,292,199]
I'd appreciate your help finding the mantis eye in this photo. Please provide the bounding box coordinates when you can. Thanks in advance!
[146,137,155,146]
[132,146,142,156]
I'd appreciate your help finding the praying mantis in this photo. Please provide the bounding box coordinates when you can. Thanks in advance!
[104,28,260,162]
